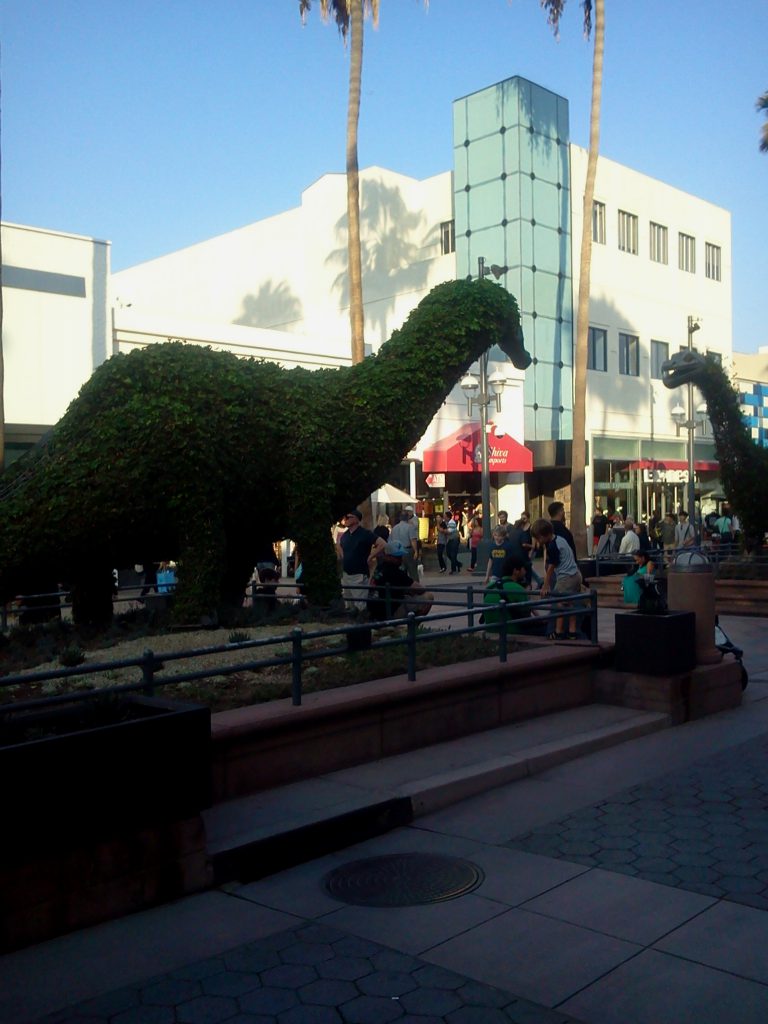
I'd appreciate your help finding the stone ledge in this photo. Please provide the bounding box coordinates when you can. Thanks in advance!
[210,644,612,803]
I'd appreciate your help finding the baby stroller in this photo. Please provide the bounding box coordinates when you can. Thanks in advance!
[715,616,748,690]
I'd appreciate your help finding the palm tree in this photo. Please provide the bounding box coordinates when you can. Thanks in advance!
[300,1,379,365]
[542,0,603,556]
[757,90,768,153]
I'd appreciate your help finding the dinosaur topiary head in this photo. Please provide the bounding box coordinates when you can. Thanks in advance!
[661,349,706,389]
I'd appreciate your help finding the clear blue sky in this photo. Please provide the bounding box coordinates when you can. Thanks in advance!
[2,1,766,350]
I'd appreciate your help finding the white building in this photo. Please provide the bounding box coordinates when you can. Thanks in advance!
[4,75,734,524]
[2,222,110,462]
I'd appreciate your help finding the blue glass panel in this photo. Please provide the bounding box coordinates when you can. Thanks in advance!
[454,145,468,191]
[531,137,562,185]
[467,134,504,186]
[533,179,562,230]
[508,127,532,175]
[468,225,506,270]
[454,190,469,239]
[561,364,573,409]
[534,270,568,319]
[523,365,536,403]
[500,78,523,129]
[536,405,562,439]
[532,224,562,273]
[503,221,522,267]
[524,403,536,438]
[520,220,534,266]
[557,96,570,143]
[535,366,559,406]
[561,408,573,437]
[506,173,533,220]
[534,317,559,363]
[467,178,505,228]
[502,126,522,174]
[517,78,533,129]
[560,318,574,364]
[505,266,523,303]
[530,84,560,141]
[466,89,501,140]
[520,266,536,311]
[744,395,758,406]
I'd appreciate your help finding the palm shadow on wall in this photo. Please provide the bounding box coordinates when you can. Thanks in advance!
[233,280,303,330]
[326,179,437,348]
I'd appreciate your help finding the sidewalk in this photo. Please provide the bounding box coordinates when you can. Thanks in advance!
[3,610,768,1023]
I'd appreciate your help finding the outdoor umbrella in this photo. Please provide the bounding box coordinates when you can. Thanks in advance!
[372,483,417,504]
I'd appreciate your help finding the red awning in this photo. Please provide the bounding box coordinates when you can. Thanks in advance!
[628,459,720,472]
[423,423,533,474]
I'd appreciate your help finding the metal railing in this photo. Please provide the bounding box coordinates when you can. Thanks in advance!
[0,586,598,712]
[582,543,767,578]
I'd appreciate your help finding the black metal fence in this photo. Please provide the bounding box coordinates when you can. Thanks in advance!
[0,587,598,712]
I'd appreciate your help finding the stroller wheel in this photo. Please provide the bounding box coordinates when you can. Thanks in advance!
[740,662,749,691]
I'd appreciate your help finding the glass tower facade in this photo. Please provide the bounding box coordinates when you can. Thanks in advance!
[453,76,573,443]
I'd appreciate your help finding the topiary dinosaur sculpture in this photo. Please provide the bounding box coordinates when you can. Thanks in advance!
[0,279,530,624]
[662,349,766,550]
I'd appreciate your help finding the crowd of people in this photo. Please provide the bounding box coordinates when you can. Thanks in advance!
[233,498,743,632]
[591,503,741,564]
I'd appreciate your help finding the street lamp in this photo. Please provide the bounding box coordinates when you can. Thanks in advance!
[671,315,703,535]
[460,257,510,568]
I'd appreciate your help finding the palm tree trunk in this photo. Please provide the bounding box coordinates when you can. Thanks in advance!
[570,0,604,555]
[346,0,365,364]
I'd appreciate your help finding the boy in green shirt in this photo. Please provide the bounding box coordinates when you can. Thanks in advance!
[482,556,531,633]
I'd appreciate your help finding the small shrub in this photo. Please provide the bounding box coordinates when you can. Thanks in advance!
[59,644,86,667]
[228,630,250,645]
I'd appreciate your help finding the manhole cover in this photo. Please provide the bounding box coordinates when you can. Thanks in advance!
[322,852,485,907]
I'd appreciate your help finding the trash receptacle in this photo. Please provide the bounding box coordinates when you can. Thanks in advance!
[667,556,722,666]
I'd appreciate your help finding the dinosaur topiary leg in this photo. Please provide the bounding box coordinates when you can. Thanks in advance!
[70,565,115,630]
[289,492,342,608]
[171,505,227,625]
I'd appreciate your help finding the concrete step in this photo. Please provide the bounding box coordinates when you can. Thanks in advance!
[204,703,671,885]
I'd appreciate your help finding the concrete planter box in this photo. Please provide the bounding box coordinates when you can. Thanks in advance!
[2,695,211,851]
[614,611,696,676]
[1,696,213,953]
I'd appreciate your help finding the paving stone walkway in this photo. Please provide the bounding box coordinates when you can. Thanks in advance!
[507,733,768,909]
[43,922,586,1024]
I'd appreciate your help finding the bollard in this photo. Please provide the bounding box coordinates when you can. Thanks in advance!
[667,557,722,666]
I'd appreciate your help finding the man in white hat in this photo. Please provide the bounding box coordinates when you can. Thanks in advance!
[389,508,420,581]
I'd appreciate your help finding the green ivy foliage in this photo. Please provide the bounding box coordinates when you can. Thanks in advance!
[0,279,525,622]
[694,358,768,550]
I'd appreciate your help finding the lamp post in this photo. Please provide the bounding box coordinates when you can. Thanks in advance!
[671,315,703,536]
[460,257,509,569]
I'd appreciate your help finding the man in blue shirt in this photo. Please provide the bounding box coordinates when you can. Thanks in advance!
[532,517,583,640]
[336,510,386,612]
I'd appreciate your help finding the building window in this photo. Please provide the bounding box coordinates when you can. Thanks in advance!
[707,349,722,365]
[619,332,640,376]
[705,242,721,281]
[650,340,669,380]
[649,222,668,264]
[618,210,638,254]
[440,220,455,255]
[588,327,608,371]
[592,202,606,244]
[679,232,696,273]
